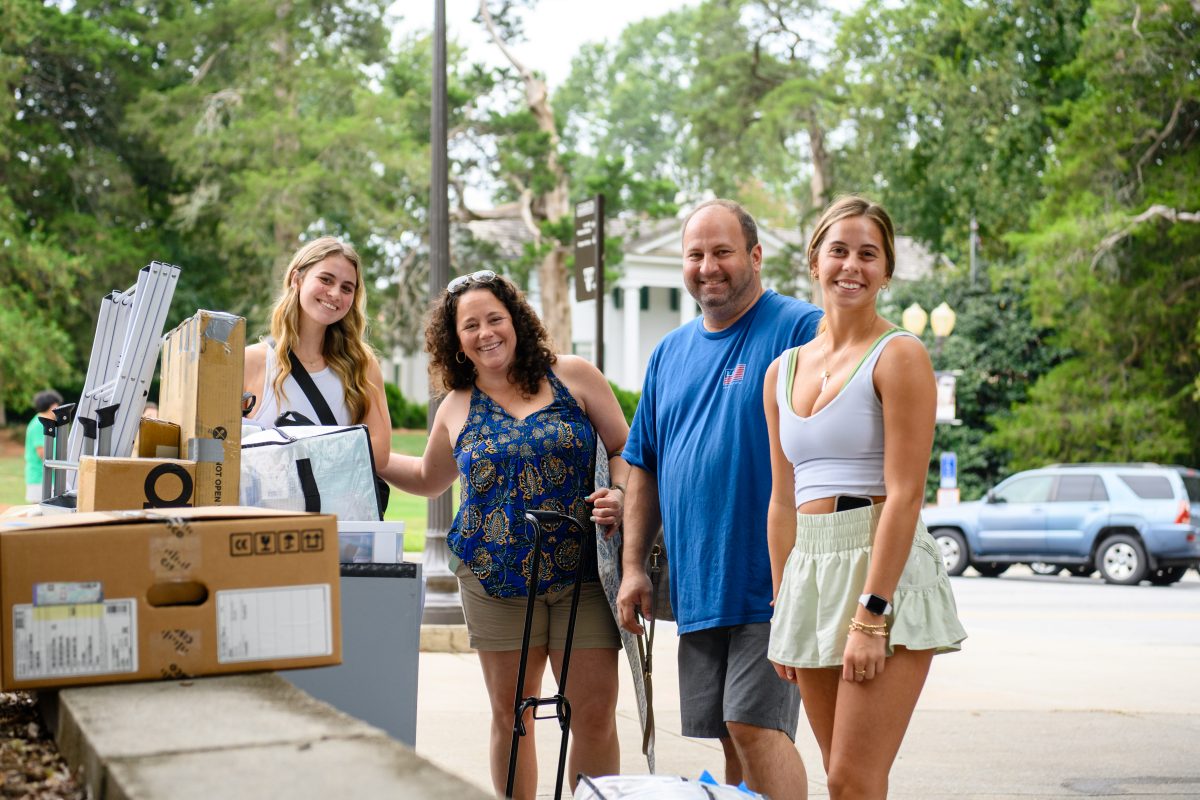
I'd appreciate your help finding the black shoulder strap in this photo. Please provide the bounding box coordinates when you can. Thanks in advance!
[286,349,338,425]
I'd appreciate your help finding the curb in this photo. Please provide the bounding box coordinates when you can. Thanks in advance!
[420,624,472,653]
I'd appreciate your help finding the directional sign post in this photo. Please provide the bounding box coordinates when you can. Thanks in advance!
[574,194,605,371]
[938,451,960,506]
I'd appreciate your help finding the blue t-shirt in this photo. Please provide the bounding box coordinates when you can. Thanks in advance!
[623,290,822,634]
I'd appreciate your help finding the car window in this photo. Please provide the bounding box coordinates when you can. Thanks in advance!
[1052,474,1108,502]
[1180,475,1200,502]
[994,475,1053,503]
[1118,474,1174,499]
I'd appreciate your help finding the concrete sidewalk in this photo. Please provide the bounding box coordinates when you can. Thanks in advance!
[414,569,1200,799]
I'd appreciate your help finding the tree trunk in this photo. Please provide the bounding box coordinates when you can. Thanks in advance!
[478,0,573,351]
[807,113,831,212]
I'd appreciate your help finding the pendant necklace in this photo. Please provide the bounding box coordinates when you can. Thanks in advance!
[818,337,830,393]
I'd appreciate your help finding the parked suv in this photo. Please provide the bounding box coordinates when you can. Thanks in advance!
[922,464,1200,585]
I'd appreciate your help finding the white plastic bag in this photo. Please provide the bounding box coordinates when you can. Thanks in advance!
[574,775,762,800]
[240,425,380,521]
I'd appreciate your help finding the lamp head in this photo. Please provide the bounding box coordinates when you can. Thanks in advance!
[901,303,928,337]
[930,302,957,338]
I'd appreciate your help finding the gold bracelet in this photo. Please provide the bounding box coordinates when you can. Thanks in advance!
[848,619,888,637]
[849,619,886,630]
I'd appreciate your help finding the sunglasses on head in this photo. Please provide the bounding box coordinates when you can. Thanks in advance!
[447,270,498,294]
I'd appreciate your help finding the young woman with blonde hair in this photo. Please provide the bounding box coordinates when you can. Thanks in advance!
[243,236,391,473]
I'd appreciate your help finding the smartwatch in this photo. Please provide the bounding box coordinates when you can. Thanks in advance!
[858,593,893,616]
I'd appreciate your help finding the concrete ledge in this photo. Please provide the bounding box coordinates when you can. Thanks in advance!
[420,624,472,653]
[48,673,488,800]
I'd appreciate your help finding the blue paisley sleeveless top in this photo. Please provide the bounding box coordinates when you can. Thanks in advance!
[449,370,598,598]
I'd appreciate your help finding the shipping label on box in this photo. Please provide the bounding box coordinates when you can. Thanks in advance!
[0,506,340,690]
[77,456,197,512]
[160,311,245,506]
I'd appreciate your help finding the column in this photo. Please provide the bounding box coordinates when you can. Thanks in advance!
[680,290,698,326]
[623,284,641,390]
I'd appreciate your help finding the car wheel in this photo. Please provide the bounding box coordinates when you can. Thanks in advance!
[931,528,968,576]
[1029,562,1063,576]
[1147,566,1185,586]
[1066,565,1095,578]
[973,562,1009,578]
[1097,534,1148,585]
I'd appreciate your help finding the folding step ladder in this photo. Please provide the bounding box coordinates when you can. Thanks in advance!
[41,262,180,509]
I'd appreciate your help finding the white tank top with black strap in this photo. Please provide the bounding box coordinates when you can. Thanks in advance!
[248,345,352,428]
[777,329,919,506]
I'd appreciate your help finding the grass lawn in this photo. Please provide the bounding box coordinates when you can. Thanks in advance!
[0,426,450,553]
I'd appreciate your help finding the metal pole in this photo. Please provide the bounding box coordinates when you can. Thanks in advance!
[422,0,464,625]
[595,194,605,373]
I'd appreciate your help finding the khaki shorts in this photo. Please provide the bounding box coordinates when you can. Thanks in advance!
[455,561,621,652]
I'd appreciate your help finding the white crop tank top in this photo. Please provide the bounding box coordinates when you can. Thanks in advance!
[776,329,920,506]
[248,345,352,428]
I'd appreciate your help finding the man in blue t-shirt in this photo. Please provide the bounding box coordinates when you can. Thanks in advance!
[617,199,822,797]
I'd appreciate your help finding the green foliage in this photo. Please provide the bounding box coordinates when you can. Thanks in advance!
[993,0,1200,468]
[384,382,429,430]
[836,0,1089,265]
[883,273,1066,500]
[607,382,641,426]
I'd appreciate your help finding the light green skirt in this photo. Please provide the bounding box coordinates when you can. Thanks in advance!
[768,502,967,669]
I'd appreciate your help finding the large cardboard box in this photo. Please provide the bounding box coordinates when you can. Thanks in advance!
[159,310,245,506]
[0,506,340,690]
[77,456,198,512]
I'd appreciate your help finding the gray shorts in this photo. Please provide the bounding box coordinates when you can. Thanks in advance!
[678,622,801,740]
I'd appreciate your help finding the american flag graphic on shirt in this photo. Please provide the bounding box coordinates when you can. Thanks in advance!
[722,363,747,386]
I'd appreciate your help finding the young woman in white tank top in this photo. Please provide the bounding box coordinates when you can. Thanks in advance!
[242,237,391,474]
[763,197,966,799]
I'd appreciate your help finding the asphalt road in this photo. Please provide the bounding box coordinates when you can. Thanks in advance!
[416,566,1200,799]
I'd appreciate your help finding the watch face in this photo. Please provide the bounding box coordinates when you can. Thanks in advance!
[862,594,889,615]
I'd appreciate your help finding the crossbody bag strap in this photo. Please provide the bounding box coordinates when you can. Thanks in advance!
[286,349,338,425]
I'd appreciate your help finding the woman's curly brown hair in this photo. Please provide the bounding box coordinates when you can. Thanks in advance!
[425,275,556,397]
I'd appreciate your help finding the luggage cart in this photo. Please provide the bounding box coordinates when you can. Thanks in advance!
[506,508,594,800]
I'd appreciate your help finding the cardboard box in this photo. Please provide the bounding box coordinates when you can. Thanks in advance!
[337,521,405,564]
[77,456,198,512]
[159,310,245,506]
[134,417,181,459]
[0,506,340,690]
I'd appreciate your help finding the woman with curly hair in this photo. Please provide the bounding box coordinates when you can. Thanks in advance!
[381,271,629,799]
[243,237,391,473]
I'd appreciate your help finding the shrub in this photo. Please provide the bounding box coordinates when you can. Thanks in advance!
[608,382,640,425]
[384,383,428,429]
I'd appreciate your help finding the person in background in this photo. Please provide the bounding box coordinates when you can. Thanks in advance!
[243,237,391,475]
[616,199,822,798]
[24,389,63,503]
[765,195,966,799]
[380,272,629,799]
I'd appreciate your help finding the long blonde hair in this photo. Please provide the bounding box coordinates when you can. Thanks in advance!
[269,236,377,424]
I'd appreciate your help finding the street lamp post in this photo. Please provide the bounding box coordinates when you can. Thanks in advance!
[929,301,957,357]
[421,0,464,626]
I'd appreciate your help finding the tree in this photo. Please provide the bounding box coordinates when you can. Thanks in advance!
[557,0,840,223]
[883,273,1065,500]
[116,0,428,333]
[992,0,1200,467]
[835,0,1088,266]
[0,0,163,418]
